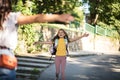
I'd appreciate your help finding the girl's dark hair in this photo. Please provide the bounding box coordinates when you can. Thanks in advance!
[0,0,12,30]
[52,29,70,43]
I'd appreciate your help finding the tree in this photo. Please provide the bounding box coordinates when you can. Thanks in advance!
[88,0,120,51]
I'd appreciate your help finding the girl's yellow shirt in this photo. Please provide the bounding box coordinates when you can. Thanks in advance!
[56,38,66,56]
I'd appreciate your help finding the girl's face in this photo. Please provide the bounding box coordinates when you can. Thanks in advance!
[58,30,65,38]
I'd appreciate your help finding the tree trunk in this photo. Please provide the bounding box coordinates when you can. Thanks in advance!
[93,14,99,25]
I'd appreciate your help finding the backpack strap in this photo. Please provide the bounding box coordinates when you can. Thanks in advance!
[54,39,58,47]
[64,39,69,56]
[49,39,58,61]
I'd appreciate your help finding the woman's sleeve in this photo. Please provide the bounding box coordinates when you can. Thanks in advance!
[10,12,21,25]
[14,12,21,24]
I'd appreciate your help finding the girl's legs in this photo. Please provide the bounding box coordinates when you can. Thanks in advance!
[0,68,16,80]
[55,56,66,80]
[61,56,66,80]
[55,56,61,79]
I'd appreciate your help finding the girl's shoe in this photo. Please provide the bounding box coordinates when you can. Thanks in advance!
[55,77,58,80]
[55,73,59,80]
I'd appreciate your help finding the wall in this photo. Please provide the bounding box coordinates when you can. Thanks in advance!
[81,33,119,53]
[37,27,119,53]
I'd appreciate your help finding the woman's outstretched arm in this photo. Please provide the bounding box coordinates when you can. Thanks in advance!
[17,14,74,25]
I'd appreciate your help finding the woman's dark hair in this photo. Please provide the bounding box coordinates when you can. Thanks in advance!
[0,0,12,30]
[52,29,70,43]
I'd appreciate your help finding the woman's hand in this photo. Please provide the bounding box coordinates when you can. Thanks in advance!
[57,14,74,23]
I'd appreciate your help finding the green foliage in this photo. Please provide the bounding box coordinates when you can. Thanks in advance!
[13,0,40,53]
[31,0,82,14]
[13,0,82,14]
[30,68,40,80]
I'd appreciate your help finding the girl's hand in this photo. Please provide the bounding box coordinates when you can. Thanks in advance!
[82,33,89,37]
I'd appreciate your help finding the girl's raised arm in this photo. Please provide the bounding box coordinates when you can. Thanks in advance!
[69,33,89,43]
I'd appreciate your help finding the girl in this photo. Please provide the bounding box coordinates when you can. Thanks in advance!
[0,0,74,80]
[34,29,89,80]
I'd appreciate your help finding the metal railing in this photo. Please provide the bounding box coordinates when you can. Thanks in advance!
[85,23,118,38]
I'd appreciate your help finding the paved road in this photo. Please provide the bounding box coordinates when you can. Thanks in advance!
[37,54,120,80]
